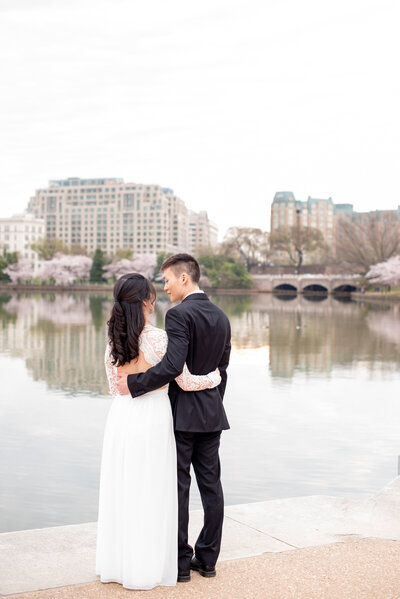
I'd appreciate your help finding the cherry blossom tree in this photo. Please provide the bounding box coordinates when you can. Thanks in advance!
[39,254,92,285]
[67,254,92,281]
[103,254,156,281]
[366,255,400,287]
[102,259,136,281]
[131,253,156,279]
[4,259,34,284]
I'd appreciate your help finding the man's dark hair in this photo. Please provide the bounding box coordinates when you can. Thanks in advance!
[161,253,200,284]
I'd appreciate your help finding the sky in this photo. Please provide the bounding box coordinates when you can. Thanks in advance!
[0,0,399,239]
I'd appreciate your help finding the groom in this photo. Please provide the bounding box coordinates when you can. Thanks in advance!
[116,253,231,582]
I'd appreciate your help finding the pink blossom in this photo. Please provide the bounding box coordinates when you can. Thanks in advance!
[366,256,400,287]
[103,254,156,281]
[4,259,34,283]
[39,254,93,285]
[131,254,156,279]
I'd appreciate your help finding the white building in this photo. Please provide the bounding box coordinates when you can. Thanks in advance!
[0,212,45,273]
[188,210,219,255]
[164,188,190,252]
[28,178,190,257]
[27,178,219,258]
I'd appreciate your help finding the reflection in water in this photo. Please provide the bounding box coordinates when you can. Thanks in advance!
[365,306,400,346]
[1,291,400,532]
[273,293,297,302]
[210,294,269,349]
[1,292,400,391]
[0,295,17,325]
[0,294,110,394]
[302,293,328,302]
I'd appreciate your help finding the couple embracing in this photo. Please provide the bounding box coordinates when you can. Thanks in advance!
[96,253,231,589]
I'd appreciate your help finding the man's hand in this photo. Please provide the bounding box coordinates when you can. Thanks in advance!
[116,373,129,396]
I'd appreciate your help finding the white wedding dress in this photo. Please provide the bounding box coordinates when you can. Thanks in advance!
[96,324,220,590]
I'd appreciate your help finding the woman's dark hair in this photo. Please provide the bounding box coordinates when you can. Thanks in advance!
[107,273,156,366]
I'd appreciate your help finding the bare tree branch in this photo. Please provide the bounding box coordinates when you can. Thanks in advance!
[269,226,326,272]
[336,214,400,270]
[221,227,270,270]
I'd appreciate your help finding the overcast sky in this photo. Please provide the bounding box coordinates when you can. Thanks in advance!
[1,0,399,238]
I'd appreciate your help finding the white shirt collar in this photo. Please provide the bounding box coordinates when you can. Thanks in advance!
[182,289,205,301]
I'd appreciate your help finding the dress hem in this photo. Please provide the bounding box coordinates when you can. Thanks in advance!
[96,574,177,590]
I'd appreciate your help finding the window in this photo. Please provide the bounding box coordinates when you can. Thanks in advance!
[124,194,134,209]
[47,197,57,212]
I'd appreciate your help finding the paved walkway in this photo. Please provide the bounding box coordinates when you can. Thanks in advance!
[5,539,400,599]
[2,476,400,598]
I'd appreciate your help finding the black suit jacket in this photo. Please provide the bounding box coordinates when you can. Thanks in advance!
[127,293,231,432]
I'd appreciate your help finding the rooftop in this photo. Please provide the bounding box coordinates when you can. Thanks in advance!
[49,178,124,187]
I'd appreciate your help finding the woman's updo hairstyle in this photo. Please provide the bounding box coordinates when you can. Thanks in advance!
[107,273,156,366]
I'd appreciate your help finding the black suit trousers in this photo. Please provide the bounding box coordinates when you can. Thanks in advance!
[175,430,224,573]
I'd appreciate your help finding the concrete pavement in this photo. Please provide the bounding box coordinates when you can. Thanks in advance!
[1,476,400,597]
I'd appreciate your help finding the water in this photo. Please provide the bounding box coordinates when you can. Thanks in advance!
[1,291,400,533]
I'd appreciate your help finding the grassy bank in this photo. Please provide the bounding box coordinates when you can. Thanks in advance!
[352,290,400,302]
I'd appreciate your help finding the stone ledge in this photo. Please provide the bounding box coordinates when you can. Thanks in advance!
[1,476,400,596]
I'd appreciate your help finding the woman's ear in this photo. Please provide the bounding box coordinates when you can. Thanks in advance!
[142,299,154,314]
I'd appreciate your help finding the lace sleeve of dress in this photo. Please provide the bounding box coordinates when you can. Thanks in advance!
[176,364,222,391]
[143,326,221,391]
[140,326,169,366]
[104,344,120,396]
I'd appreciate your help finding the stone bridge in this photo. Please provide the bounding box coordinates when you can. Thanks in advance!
[252,274,360,294]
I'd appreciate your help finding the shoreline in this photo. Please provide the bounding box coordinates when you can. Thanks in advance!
[0,284,256,295]
[3,284,400,302]
[351,291,400,302]
[0,283,352,296]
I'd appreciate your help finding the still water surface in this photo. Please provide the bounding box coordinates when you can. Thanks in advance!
[1,291,400,533]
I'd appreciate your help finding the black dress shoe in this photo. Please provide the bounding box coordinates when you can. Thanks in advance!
[190,556,216,578]
[177,572,191,582]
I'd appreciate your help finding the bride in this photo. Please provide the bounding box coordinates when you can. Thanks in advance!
[96,273,221,590]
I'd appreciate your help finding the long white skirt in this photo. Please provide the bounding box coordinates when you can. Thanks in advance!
[96,388,178,589]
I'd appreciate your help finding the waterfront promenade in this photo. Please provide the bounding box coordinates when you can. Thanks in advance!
[2,477,400,598]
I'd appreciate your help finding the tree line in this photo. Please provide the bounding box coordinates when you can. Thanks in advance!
[3,213,400,289]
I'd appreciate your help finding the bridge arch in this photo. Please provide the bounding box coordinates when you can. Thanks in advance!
[332,284,357,293]
[273,283,298,292]
[302,284,328,293]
